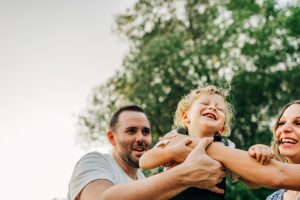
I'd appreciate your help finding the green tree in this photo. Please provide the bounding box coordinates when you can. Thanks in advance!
[77,0,300,198]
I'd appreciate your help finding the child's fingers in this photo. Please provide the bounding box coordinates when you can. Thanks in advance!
[249,144,273,165]
[248,147,256,157]
[264,154,272,165]
[207,186,224,194]
[255,147,263,163]
[181,139,193,152]
[263,151,274,165]
[159,130,180,141]
[184,138,193,146]
[165,130,178,139]
[260,148,273,165]
[185,145,193,153]
[260,147,268,165]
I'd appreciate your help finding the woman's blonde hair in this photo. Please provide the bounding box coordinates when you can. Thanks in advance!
[271,100,300,163]
[174,85,234,136]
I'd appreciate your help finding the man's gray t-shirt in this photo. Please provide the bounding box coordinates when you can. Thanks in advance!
[68,151,145,200]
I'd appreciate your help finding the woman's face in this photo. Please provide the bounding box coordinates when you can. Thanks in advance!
[275,104,300,164]
[184,92,226,137]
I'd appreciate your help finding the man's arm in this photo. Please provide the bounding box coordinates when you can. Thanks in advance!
[78,180,113,200]
[78,138,226,200]
[79,165,189,200]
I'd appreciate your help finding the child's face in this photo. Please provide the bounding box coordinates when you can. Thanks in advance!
[183,92,226,137]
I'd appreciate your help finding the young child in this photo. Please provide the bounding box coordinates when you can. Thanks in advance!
[139,85,273,200]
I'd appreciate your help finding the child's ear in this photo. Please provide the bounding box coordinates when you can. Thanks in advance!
[181,112,190,127]
[107,131,116,146]
[219,127,225,134]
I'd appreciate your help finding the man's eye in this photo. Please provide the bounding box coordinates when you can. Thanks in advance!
[142,129,151,136]
[126,129,136,134]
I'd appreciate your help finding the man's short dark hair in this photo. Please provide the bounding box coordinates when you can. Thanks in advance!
[109,105,146,131]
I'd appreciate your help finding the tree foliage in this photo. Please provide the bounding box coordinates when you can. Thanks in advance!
[77,0,300,198]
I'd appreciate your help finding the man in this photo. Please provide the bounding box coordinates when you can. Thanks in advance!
[68,105,225,200]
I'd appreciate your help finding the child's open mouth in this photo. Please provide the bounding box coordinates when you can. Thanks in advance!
[202,112,217,120]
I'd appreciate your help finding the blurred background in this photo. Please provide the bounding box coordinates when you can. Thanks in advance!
[1,0,299,199]
[0,0,134,199]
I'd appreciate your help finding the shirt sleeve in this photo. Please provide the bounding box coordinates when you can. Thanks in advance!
[68,152,114,200]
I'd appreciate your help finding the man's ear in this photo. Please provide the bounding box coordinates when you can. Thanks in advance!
[107,130,116,146]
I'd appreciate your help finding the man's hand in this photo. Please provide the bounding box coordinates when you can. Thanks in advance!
[180,137,226,194]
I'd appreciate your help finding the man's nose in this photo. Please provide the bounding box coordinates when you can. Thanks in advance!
[136,131,145,141]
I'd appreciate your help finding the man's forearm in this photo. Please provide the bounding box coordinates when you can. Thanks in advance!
[100,164,188,200]
[207,143,300,190]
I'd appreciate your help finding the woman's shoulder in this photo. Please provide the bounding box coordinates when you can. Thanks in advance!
[266,189,286,200]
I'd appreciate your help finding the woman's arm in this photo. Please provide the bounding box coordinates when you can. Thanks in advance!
[207,143,300,190]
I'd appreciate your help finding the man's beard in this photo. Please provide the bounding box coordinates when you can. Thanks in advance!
[122,153,140,168]
[121,141,149,168]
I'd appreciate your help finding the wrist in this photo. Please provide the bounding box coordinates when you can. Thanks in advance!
[171,163,191,189]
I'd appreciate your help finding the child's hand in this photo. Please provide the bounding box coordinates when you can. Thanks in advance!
[159,130,178,141]
[248,144,274,165]
[166,134,193,163]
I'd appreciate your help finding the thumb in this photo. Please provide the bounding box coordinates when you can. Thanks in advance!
[193,137,214,155]
[207,186,224,194]
[248,147,256,157]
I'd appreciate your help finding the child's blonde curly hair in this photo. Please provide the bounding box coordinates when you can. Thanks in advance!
[174,85,234,136]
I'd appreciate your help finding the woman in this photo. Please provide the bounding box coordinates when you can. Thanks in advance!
[266,100,300,199]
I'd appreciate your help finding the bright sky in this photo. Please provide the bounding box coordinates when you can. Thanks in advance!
[0,1,135,199]
[1,1,296,200]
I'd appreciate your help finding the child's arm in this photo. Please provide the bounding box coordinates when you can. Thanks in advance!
[139,135,193,169]
[139,139,174,169]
